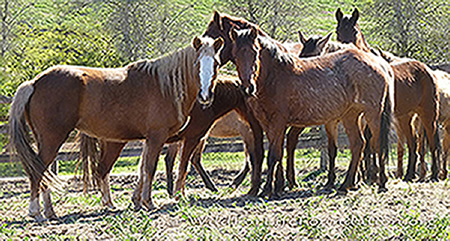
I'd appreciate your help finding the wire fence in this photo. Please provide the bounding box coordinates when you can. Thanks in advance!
[0,0,448,178]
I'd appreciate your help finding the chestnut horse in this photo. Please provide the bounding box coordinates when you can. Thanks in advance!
[335,8,441,181]
[202,11,309,190]
[81,74,263,202]
[230,28,393,197]
[9,36,223,220]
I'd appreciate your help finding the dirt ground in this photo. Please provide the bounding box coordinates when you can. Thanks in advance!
[1,168,449,239]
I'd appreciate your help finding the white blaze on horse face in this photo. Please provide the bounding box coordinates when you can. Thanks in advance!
[199,54,215,101]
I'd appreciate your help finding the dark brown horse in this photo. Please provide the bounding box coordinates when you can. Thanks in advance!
[164,109,254,195]
[167,75,264,197]
[9,36,224,220]
[335,8,441,181]
[230,28,393,197]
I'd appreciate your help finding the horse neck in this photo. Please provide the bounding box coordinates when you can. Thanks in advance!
[214,81,244,112]
[158,46,201,121]
[257,47,287,91]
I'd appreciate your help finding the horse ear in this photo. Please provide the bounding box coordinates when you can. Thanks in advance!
[351,8,359,24]
[298,30,307,45]
[230,27,238,42]
[376,46,387,60]
[336,8,343,22]
[213,11,222,30]
[192,36,203,51]
[213,37,224,53]
[250,27,257,40]
[318,32,332,49]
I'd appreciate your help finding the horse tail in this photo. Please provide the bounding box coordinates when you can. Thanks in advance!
[79,133,100,193]
[9,81,48,184]
[379,87,393,168]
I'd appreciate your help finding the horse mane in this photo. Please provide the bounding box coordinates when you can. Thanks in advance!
[126,46,197,122]
[219,12,268,37]
[324,41,356,54]
[354,24,371,53]
[257,35,294,66]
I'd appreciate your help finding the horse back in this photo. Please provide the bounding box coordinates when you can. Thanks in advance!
[391,60,439,116]
[27,66,85,133]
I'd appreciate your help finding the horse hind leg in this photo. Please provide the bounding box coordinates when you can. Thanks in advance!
[396,115,418,182]
[419,117,440,181]
[190,139,218,192]
[35,127,75,219]
[440,123,450,180]
[338,111,364,193]
[324,121,338,190]
[96,141,126,209]
[232,120,257,189]
[285,127,304,190]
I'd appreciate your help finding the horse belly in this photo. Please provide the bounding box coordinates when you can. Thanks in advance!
[209,111,248,138]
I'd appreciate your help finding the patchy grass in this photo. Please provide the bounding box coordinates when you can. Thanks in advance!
[1,148,449,239]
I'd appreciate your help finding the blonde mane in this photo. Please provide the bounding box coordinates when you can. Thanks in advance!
[126,46,198,122]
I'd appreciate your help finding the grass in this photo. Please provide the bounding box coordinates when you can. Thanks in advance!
[1,147,449,239]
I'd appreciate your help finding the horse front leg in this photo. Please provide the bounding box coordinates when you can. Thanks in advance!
[242,101,264,197]
[142,136,166,211]
[173,137,202,199]
[261,126,286,198]
[164,142,181,196]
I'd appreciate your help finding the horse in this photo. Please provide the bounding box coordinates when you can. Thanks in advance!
[9,36,224,220]
[203,11,310,190]
[166,75,264,197]
[415,70,450,180]
[164,110,254,195]
[202,11,302,66]
[81,74,262,203]
[335,8,441,181]
[230,27,393,197]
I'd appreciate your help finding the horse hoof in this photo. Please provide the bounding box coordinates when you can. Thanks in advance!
[336,189,348,196]
[258,190,270,198]
[133,203,142,212]
[247,187,259,197]
[208,186,219,193]
[349,185,359,191]
[173,191,184,201]
[288,182,298,191]
[142,200,156,211]
[377,187,388,193]
[44,211,58,220]
[30,213,46,222]
[403,174,415,182]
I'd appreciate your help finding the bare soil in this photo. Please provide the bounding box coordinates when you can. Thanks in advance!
[1,168,449,240]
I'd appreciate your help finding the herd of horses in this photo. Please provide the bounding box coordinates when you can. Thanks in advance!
[8,8,450,221]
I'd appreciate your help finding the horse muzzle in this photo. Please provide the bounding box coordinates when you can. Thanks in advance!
[240,83,256,97]
[197,91,214,108]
